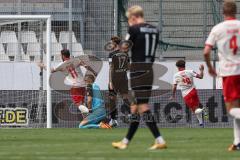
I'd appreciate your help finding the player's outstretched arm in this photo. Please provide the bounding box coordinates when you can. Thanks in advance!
[169,84,177,100]
[204,46,217,77]
[79,60,97,76]
[196,64,204,79]
[37,62,56,73]
[87,96,92,111]
[85,65,97,76]
[37,62,46,70]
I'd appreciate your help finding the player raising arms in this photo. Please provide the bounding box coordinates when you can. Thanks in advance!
[38,49,96,114]
[170,60,205,127]
[106,36,133,127]
[204,1,240,151]
[112,5,167,150]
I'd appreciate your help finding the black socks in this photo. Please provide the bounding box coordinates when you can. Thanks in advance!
[126,114,140,141]
[143,110,161,138]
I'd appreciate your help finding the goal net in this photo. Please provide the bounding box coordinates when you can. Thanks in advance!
[0,15,104,128]
[0,15,51,128]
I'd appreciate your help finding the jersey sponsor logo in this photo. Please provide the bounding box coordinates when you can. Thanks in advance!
[0,108,28,126]
[225,62,240,67]
[227,29,240,34]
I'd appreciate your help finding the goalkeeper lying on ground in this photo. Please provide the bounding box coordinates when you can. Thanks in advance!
[79,74,111,129]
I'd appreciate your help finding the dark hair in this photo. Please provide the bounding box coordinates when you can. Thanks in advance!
[223,1,237,17]
[61,49,70,58]
[111,36,121,45]
[85,74,95,82]
[176,60,186,68]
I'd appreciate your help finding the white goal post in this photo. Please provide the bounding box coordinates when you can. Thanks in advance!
[0,15,52,128]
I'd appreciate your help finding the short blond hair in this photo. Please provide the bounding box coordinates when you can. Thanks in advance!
[126,5,144,18]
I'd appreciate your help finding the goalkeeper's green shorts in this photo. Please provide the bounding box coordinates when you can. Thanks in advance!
[87,107,106,124]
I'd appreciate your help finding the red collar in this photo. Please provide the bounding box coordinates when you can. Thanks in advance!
[225,17,236,21]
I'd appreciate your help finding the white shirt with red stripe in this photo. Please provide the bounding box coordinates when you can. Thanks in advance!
[205,18,240,77]
[174,70,198,97]
[54,60,85,88]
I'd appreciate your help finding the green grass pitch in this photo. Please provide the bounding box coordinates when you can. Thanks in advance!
[0,128,239,160]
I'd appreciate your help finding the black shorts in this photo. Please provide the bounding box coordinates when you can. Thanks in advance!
[109,72,128,96]
[112,73,128,95]
[130,63,153,104]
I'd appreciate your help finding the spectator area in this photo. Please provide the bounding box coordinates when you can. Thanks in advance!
[0,31,84,62]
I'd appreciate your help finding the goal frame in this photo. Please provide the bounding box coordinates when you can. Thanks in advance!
[0,15,52,128]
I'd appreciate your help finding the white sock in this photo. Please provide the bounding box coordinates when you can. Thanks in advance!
[195,109,203,124]
[233,118,240,145]
[229,108,240,119]
[156,136,166,144]
[122,137,129,144]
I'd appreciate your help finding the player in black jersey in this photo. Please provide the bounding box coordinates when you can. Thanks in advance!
[107,36,134,127]
[112,5,167,150]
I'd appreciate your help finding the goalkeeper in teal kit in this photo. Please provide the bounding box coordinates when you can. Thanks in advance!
[79,74,111,129]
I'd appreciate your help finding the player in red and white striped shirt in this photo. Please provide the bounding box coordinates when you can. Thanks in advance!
[51,49,87,112]
[39,49,96,114]
[171,60,205,127]
[204,1,240,151]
